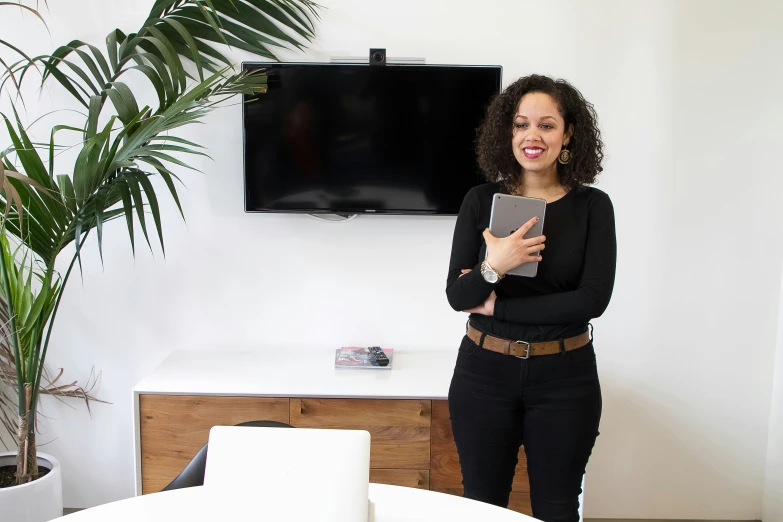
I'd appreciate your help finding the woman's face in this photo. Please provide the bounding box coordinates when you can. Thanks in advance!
[511,92,573,177]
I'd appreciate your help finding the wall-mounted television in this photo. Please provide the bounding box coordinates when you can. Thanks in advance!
[242,62,502,215]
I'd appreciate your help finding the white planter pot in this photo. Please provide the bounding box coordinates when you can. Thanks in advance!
[0,452,63,522]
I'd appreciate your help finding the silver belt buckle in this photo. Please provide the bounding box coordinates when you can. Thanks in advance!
[514,340,531,359]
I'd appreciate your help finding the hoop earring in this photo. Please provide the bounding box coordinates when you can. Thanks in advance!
[558,148,571,165]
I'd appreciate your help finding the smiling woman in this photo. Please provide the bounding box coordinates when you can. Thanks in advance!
[445,74,616,522]
[476,75,604,194]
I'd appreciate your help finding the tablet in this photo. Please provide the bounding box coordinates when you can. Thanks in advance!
[486,193,546,277]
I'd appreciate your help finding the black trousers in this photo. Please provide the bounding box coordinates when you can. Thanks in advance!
[448,334,602,522]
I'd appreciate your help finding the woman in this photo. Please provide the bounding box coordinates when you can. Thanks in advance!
[445,74,616,522]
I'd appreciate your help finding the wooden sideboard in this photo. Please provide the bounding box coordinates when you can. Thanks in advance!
[134,350,532,515]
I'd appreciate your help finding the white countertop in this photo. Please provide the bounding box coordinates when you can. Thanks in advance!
[133,348,458,399]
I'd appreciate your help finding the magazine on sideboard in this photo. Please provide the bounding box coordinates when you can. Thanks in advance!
[334,347,394,370]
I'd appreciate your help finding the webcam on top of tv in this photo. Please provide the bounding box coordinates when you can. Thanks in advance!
[369,48,386,66]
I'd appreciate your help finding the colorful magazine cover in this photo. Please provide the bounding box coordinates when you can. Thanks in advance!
[334,347,394,369]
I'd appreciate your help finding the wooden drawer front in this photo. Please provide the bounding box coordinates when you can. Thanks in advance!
[430,400,531,515]
[290,398,431,469]
[370,469,429,489]
[139,394,290,494]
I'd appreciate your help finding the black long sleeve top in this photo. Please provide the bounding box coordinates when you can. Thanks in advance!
[446,182,617,343]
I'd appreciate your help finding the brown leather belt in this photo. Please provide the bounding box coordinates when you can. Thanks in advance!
[467,324,591,358]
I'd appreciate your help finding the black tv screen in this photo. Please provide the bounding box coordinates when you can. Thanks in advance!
[242,63,502,215]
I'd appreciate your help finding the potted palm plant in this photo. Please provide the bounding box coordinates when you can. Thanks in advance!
[0,1,319,520]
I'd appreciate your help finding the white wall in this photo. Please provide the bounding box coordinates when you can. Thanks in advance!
[1,0,783,518]
[765,262,783,522]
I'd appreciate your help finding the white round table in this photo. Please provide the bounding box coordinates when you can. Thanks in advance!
[60,484,537,521]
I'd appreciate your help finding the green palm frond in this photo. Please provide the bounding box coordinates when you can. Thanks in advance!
[1,67,267,266]
[1,113,71,264]
[0,0,308,264]
[3,0,317,109]
[0,234,59,402]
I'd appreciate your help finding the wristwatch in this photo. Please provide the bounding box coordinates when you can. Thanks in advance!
[480,260,503,284]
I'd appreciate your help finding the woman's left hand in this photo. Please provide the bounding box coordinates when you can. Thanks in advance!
[464,291,496,316]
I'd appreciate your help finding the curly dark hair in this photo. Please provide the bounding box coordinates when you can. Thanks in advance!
[476,74,604,192]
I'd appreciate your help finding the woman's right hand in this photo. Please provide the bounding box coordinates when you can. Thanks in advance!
[482,216,546,276]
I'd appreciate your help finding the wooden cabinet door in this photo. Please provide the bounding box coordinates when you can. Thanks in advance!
[139,394,290,494]
[370,469,430,489]
[430,400,532,515]
[290,398,431,469]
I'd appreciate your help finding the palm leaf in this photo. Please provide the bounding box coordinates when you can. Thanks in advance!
[0,120,68,264]
[17,0,317,117]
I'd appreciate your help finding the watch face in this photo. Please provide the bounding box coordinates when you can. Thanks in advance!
[482,270,498,283]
